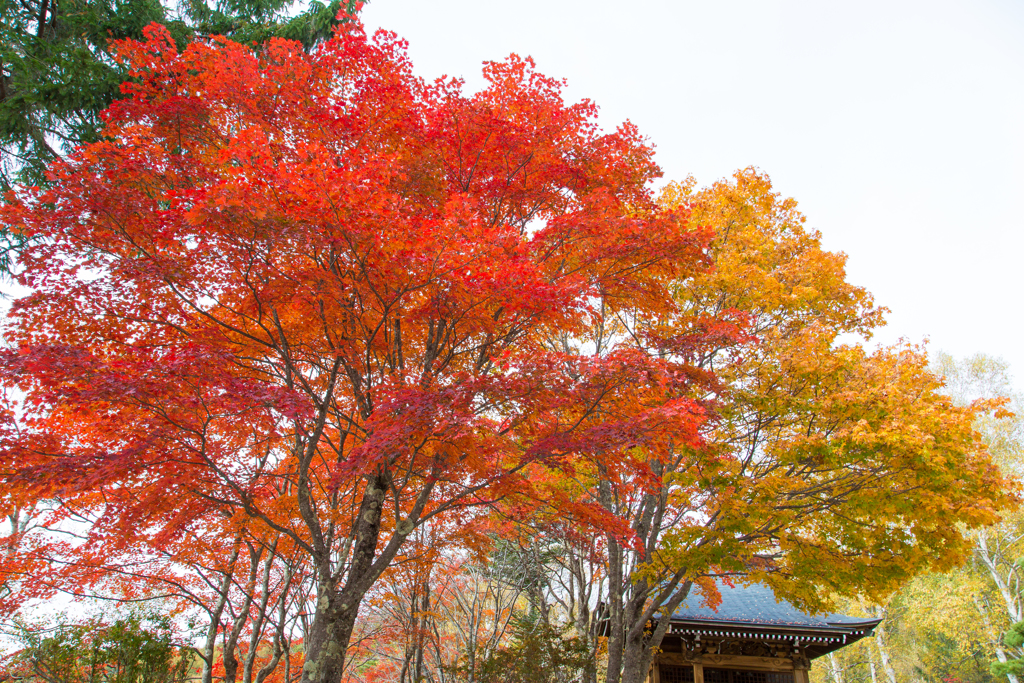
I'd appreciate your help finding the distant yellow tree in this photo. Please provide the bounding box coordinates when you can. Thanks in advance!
[812,353,1024,683]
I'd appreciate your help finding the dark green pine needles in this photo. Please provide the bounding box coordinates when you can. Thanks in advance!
[1,0,359,189]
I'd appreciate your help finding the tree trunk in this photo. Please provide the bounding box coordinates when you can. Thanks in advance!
[619,580,692,683]
[620,630,652,683]
[602,475,625,683]
[619,587,656,683]
[202,544,240,683]
[993,645,1021,683]
[826,652,843,683]
[299,587,361,683]
[576,557,600,683]
[300,473,394,683]
[245,540,282,683]
[871,612,897,683]
[223,545,260,683]
[978,531,1023,622]
[254,565,293,683]
[974,594,1021,683]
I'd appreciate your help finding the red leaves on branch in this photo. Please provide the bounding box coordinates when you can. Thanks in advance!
[0,19,720,682]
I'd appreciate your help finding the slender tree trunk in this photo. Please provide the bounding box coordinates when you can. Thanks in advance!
[870,611,897,683]
[978,531,1024,622]
[826,653,843,683]
[604,544,624,683]
[255,568,293,683]
[973,594,1021,683]
[400,584,420,683]
[569,549,600,683]
[993,645,1021,683]
[224,545,260,683]
[415,582,429,683]
[203,544,240,683]
[245,540,280,683]
[602,475,625,683]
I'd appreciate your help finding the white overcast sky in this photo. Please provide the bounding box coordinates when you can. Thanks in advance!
[363,0,1024,386]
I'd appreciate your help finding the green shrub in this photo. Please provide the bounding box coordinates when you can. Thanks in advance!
[5,612,194,683]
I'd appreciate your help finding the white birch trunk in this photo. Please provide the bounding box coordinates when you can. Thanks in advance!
[826,652,843,683]
[974,593,1021,683]
[993,644,1021,683]
[978,530,1024,623]
[870,607,897,683]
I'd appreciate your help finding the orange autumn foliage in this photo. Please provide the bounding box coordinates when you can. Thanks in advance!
[0,19,719,683]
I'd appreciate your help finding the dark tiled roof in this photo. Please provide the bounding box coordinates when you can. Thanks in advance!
[670,580,875,629]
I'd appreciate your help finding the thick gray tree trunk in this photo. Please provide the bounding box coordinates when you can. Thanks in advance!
[300,475,388,683]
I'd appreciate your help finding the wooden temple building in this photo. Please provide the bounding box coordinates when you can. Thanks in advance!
[650,582,881,683]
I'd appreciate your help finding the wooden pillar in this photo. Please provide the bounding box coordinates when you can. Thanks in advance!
[694,662,705,683]
[793,667,810,683]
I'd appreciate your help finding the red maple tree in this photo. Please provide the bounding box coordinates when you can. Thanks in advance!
[0,20,720,682]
